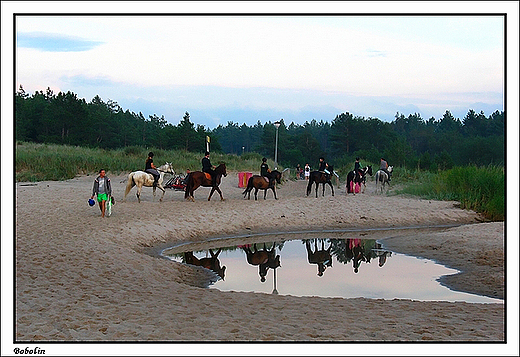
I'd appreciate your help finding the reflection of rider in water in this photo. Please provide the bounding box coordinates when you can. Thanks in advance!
[346,238,366,273]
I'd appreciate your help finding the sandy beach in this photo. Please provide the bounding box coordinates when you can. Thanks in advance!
[12,171,507,346]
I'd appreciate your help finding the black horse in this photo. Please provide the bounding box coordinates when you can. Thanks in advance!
[242,170,282,200]
[346,165,372,195]
[306,165,334,198]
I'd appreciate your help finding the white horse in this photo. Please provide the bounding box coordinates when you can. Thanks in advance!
[374,166,393,193]
[123,162,174,203]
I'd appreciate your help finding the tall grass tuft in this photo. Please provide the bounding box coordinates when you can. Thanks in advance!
[15,142,273,182]
[395,165,504,221]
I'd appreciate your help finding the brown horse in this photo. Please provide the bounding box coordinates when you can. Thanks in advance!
[243,243,281,282]
[184,163,227,201]
[306,239,333,276]
[242,170,282,200]
[306,165,334,198]
[183,249,226,280]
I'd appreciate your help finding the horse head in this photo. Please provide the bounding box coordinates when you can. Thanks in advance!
[271,170,282,184]
[366,165,373,176]
[388,166,393,173]
[215,163,227,177]
[158,162,175,175]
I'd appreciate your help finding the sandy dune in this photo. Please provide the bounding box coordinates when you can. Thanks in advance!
[12,171,508,349]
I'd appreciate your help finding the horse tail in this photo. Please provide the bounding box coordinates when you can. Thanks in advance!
[124,173,136,200]
[184,173,193,199]
[242,176,254,196]
[306,173,314,196]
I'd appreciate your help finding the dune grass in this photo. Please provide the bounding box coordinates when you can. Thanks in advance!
[394,165,504,221]
[16,142,504,221]
[15,142,267,182]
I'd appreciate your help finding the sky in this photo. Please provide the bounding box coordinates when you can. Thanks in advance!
[9,5,509,129]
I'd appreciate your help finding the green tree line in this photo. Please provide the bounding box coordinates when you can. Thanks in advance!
[15,86,221,153]
[16,86,504,171]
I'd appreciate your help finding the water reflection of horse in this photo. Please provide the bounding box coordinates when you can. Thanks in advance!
[306,166,334,198]
[374,166,393,193]
[123,162,175,203]
[242,170,282,200]
[184,163,227,201]
[183,249,226,280]
[346,165,373,195]
[243,243,281,282]
[305,239,333,276]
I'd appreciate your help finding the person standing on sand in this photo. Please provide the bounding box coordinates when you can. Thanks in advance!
[91,169,112,218]
[304,163,310,180]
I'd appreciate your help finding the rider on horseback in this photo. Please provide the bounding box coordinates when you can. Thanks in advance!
[202,151,217,186]
[354,157,363,179]
[145,152,160,188]
[380,157,391,181]
[260,157,274,186]
[318,157,330,176]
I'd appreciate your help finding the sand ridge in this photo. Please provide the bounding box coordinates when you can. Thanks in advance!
[14,172,504,342]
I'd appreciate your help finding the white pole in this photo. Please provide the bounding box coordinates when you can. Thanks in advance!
[274,127,279,169]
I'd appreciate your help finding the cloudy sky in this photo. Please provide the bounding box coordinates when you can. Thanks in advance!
[8,3,511,129]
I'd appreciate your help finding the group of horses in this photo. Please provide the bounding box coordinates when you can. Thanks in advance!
[306,164,393,198]
[122,161,393,203]
[123,162,228,202]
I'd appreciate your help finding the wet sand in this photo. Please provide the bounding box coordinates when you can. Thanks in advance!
[12,172,508,348]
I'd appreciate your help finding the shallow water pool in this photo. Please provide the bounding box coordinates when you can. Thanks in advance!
[163,230,502,304]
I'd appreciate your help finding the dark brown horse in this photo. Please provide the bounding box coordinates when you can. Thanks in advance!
[243,243,281,282]
[183,249,226,280]
[184,163,227,201]
[306,165,334,198]
[305,239,333,276]
[242,170,282,200]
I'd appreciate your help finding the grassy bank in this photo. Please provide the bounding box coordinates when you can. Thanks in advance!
[393,165,504,221]
[16,142,504,221]
[15,142,267,182]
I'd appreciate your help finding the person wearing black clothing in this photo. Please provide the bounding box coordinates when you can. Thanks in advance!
[318,157,329,173]
[145,152,160,188]
[260,157,273,185]
[202,151,216,186]
[354,157,361,173]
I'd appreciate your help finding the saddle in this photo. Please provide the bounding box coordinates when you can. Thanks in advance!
[204,172,212,180]
[263,176,270,183]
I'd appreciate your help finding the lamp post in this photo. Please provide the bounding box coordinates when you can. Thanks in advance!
[273,120,281,169]
[272,267,278,295]
[242,146,245,155]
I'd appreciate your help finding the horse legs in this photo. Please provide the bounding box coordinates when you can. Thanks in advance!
[158,184,166,202]
[272,187,278,200]
[329,181,334,196]
[208,187,216,201]
[254,188,259,200]
[315,182,319,198]
[136,185,142,203]
[215,186,225,201]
